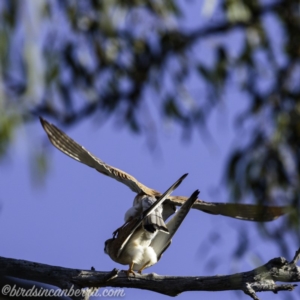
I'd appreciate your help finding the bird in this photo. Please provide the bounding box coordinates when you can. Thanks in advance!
[112,177,189,237]
[39,117,287,222]
[124,194,169,234]
[104,175,199,275]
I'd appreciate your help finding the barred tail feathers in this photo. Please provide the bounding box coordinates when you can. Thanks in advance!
[143,211,169,233]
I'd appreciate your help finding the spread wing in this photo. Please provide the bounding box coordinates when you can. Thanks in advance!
[40,117,160,196]
[168,195,287,222]
[116,173,188,258]
[40,117,287,222]
[151,190,199,260]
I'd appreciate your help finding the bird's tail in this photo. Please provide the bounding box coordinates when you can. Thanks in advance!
[143,212,169,233]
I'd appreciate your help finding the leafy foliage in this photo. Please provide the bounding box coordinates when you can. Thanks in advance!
[0,0,300,246]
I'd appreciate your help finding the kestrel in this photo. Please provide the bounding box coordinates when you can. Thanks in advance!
[104,174,199,275]
[40,117,286,222]
[124,194,169,233]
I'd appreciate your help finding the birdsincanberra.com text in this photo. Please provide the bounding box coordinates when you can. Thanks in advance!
[1,284,125,298]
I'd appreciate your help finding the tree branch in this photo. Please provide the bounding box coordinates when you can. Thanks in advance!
[1,250,299,299]
[28,1,286,128]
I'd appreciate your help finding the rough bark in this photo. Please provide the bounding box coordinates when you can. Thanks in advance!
[0,249,299,300]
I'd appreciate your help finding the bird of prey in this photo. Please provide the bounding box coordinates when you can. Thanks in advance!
[104,174,199,275]
[40,117,287,222]
[124,194,169,233]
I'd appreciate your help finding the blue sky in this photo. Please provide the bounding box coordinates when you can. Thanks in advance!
[0,1,295,299]
[0,94,288,300]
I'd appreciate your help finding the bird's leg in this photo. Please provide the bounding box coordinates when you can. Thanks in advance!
[112,217,135,238]
[126,262,135,276]
[112,228,119,238]
[137,261,150,274]
[112,222,129,238]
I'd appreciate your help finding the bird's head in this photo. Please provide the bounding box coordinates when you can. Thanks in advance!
[104,238,114,255]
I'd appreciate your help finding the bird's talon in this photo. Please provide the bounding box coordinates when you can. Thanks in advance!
[126,270,136,277]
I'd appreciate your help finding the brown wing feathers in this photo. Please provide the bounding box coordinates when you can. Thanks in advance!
[40,117,287,222]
